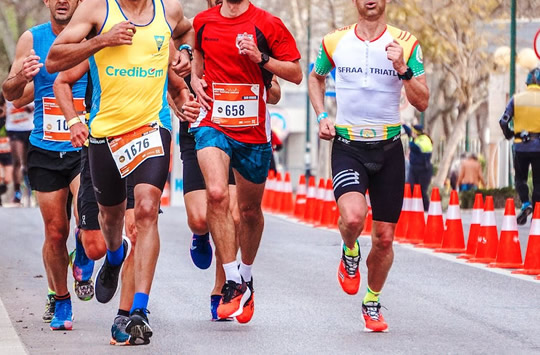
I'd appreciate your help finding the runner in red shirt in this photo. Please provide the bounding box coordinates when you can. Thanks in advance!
[190,0,302,322]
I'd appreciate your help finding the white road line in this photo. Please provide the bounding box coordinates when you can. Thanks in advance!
[0,297,27,355]
[271,213,540,284]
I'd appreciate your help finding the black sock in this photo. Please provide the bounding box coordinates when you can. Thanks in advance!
[54,293,70,301]
[117,309,130,317]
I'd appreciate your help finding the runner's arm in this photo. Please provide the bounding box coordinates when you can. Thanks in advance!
[308,44,335,140]
[46,0,135,73]
[165,0,193,78]
[386,41,429,111]
[190,49,212,110]
[2,31,40,101]
[52,61,90,148]
[267,76,281,105]
[12,83,34,108]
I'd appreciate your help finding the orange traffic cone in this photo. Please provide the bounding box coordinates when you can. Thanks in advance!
[361,190,372,235]
[311,178,326,224]
[280,172,295,215]
[457,193,484,259]
[161,180,171,207]
[293,174,307,220]
[395,183,412,242]
[512,202,540,275]
[271,172,283,213]
[262,170,276,211]
[488,198,522,268]
[317,179,335,228]
[468,196,498,263]
[436,190,466,253]
[302,176,317,223]
[404,184,425,244]
[418,187,444,248]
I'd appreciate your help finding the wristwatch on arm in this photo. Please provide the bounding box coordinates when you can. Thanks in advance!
[398,67,413,81]
[178,44,193,61]
[258,53,270,68]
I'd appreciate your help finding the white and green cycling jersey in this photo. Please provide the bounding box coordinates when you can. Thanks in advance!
[314,24,425,141]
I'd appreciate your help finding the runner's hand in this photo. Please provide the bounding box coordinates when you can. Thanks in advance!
[319,118,335,140]
[69,123,89,148]
[190,75,212,111]
[238,32,261,64]
[21,50,42,82]
[101,21,136,47]
[171,50,191,78]
[385,40,407,74]
[179,94,201,123]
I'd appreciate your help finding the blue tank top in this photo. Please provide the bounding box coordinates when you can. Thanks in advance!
[29,22,88,152]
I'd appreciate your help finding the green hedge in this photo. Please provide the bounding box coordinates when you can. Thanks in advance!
[459,187,518,209]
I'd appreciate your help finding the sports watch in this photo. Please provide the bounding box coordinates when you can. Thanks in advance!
[258,53,270,68]
[398,67,413,80]
[178,44,193,61]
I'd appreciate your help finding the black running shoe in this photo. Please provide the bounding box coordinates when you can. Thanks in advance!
[42,294,55,323]
[95,237,131,303]
[517,204,533,225]
[126,309,152,345]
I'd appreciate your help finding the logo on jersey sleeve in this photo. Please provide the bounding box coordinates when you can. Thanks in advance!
[154,36,165,52]
[416,46,423,64]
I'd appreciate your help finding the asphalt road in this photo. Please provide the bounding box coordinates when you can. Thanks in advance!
[0,206,539,354]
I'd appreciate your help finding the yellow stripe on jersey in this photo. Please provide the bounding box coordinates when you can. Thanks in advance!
[88,0,171,138]
[387,25,417,64]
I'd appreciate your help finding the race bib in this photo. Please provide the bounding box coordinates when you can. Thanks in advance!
[107,122,164,178]
[211,83,259,127]
[42,97,85,141]
[9,107,31,125]
[0,137,10,154]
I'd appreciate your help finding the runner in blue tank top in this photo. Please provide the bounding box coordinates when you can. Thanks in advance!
[1,0,102,331]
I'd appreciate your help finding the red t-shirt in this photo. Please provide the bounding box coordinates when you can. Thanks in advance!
[193,4,301,144]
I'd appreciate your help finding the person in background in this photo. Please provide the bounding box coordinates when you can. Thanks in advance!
[456,153,485,192]
[500,67,540,225]
[403,124,433,211]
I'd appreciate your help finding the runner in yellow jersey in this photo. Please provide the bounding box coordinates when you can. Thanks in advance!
[45,0,193,345]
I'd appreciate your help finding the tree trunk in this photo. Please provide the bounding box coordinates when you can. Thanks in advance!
[433,105,469,187]
[0,9,16,62]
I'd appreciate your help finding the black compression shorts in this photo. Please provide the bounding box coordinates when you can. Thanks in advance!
[179,121,234,194]
[88,127,171,207]
[331,136,405,223]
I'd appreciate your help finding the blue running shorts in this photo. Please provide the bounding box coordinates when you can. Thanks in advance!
[192,126,272,184]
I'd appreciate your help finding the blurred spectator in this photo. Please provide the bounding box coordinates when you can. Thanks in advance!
[457,153,486,191]
[403,124,433,211]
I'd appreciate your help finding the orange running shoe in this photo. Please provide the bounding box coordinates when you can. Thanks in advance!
[362,302,388,332]
[236,279,254,324]
[337,242,361,295]
[217,280,250,319]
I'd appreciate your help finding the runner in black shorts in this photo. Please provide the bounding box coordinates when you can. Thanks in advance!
[309,0,429,332]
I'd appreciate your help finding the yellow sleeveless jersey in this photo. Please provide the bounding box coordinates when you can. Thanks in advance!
[88,0,172,138]
[514,86,540,140]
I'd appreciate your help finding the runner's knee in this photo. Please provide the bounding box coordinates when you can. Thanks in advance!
[188,214,208,235]
[81,230,107,260]
[340,204,367,233]
[372,232,394,251]
[134,199,159,225]
[206,185,229,208]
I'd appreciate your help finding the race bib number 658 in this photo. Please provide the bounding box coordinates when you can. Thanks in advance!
[107,122,164,178]
[211,83,259,127]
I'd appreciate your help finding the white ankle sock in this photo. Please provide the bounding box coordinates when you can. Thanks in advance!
[222,261,241,284]
[238,262,253,282]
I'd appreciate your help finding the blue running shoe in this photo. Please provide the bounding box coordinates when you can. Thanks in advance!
[110,315,131,345]
[50,298,73,331]
[72,228,95,282]
[190,233,212,269]
[210,295,233,322]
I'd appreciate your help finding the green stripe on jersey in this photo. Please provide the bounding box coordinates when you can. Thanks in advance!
[335,126,351,139]
[314,44,334,76]
[408,45,425,77]
[386,124,402,139]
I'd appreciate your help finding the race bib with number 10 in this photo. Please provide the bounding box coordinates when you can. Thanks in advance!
[42,97,85,142]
